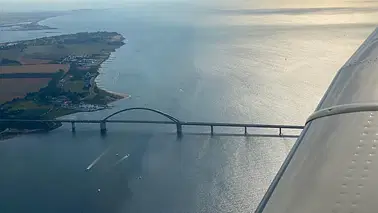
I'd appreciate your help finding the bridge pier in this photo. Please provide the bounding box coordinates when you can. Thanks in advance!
[176,123,182,137]
[100,122,107,134]
[71,122,76,132]
[210,126,214,135]
[279,128,282,137]
[244,127,247,135]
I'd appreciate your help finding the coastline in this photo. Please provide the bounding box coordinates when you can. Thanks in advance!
[0,80,126,141]
[91,51,130,103]
[96,87,130,102]
[0,31,127,140]
[80,47,128,105]
[1,10,97,32]
[0,12,67,32]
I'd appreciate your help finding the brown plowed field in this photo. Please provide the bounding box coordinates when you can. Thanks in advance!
[0,78,51,104]
[0,64,70,74]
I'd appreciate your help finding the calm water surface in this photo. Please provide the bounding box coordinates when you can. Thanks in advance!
[0,1,377,212]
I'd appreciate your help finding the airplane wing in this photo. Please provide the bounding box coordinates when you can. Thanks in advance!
[256,28,378,213]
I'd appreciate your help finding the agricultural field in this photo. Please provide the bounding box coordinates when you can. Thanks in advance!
[0,31,125,124]
[0,64,68,104]
[0,48,22,61]
[23,43,119,60]
[0,49,51,65]
[1,43,118,63]
[19,57,51,65]
[0,64,70,74]
[0,78,51,104]
[63,80,86,93]
[22,45,68,60]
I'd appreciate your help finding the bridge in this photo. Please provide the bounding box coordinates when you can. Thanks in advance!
[0,107,304,137]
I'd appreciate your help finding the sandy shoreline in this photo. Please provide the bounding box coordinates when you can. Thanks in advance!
[99,86,130,99]
[91,40,128,103]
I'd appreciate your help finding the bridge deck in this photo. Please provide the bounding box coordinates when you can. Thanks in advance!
[0,119,304,137]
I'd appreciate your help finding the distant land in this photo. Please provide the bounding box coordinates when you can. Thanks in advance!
[0,31,126,139]
[0,10,88,31]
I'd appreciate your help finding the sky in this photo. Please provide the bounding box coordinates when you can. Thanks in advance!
[0,0,376,12]
[0,0,180,12]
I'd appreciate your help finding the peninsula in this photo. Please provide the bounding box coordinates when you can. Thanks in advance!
[0,32,126,138]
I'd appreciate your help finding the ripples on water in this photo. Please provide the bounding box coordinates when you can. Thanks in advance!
[1,0,378,212]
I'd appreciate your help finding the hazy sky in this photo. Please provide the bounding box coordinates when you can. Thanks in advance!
[0,0,179,12]
[0,0,375,12]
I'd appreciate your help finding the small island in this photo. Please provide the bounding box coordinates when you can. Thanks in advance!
[0,32,126,139]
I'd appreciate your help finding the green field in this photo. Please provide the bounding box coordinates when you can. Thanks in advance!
[0,43,119,61]
[23,43,119,60]
[0,48,22,61]
[63,80,87,93]
[8,100,49,111]
[45,108,77,119]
